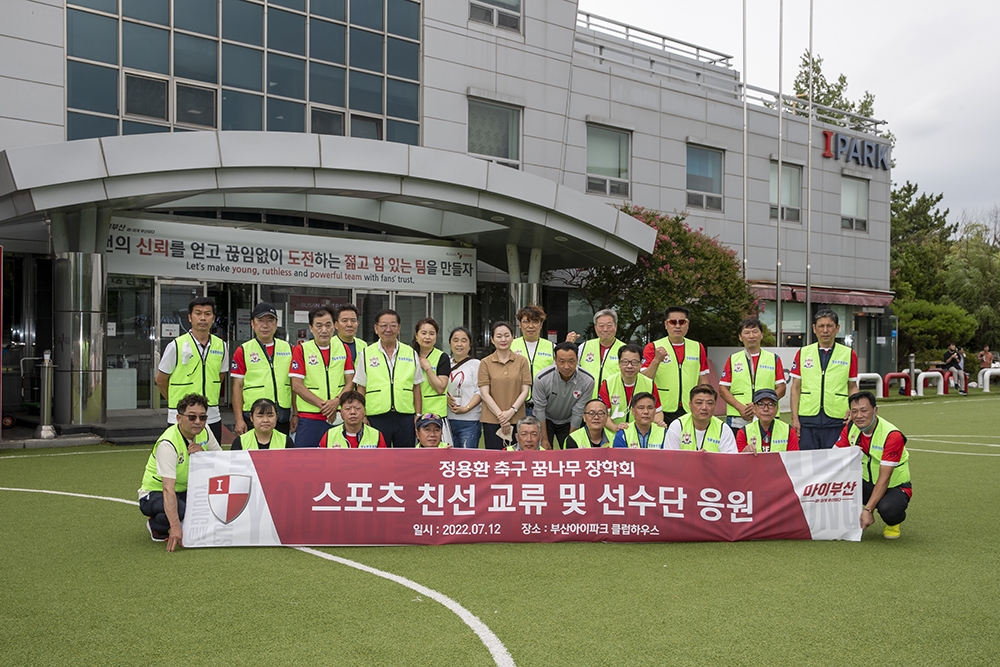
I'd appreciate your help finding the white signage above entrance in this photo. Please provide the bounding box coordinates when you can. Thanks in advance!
[105,218,477,293]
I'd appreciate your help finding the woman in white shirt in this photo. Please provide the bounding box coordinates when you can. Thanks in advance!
[446,326,482,448]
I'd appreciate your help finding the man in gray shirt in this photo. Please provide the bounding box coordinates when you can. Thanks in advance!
[533,342,595,449]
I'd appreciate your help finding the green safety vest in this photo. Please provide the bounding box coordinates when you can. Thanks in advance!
[726,349,780,417]
[568,426,616,448]
[602,372,654,424]
[239,338,293,410]
[325,424,383,449]
[167,333,226,409]
[511,337,554,401]
[620,422,668,449]
[235,430,288,450]
[360,342,418,415]
[650,337,702,414]
[579,338,625,399]
[297,338,351,417]
[676,413,726,452]
[797,343,852,419]
[741,419,791,453]
[140,424,210,493]
[419,347,448,416]
[848,417,910,487]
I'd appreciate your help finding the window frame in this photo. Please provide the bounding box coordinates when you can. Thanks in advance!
[585,124,631,198]
[467,98,522,169]
[840,176,869,233]
[468,0,522,34]
[685,144,724,212]
[769,161,802,223]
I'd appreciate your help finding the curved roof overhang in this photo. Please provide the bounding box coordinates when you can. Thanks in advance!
[0,132,655,270]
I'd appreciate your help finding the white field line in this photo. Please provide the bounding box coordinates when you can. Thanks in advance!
[0,449,148,460]
[909,435,1000,439]
[296,547,515,667]
[907,438,1000,448]
[884,397,997,406]
[0,486,515,667]
[907,448,1000,457]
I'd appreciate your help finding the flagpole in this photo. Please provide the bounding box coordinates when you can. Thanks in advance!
[775,0,784,344]
[805,0,815,342]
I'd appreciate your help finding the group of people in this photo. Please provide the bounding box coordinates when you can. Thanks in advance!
[139,298,912,550]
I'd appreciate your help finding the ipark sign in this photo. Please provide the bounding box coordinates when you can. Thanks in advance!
[822,131,891,170]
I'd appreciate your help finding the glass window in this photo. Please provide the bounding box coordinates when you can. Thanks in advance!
[686,145,722,194]
[268,9,306,56]
[223,43,263,91]
[176,84,217,127]
[386,37,418,80]
[123,120,170,135]
[123,22,169,75]
[222,90,263,130]
[387,0,419,40]
[310,19,345,64]
[770,162,802,221]
[350,28,383,73]
[386,79,418,121]
[468,100,519,161]
[587,126,629,179]
[175,34,218,83]
[841,177,869,229]
[310,62,345,107]
[70,0,117,13]
[311,0,345,21]
[175,0,218,37]
[349,71,383,114]
[123,0,169,25]
[311,108,345,135]
[387,119,418,145]
[67,9,118,65]
[350,0,382,30]
[67,61,119,115]
[271,0,305,10]
[125,75,168,119]
[67,112,118,141]
[479,0,521,9]
[223,0,264,46]
[267,53,306,99]
[351,115,382,139]
[268,97,305,132]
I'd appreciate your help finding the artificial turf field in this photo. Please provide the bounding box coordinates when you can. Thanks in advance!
[2,393,998,667]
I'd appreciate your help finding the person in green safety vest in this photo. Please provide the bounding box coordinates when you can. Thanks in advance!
[333,303,366,364]
[789,309,859,450]
[664,384,737,452]
[415,413,451,448]
[719,316,787,437]
[232,302,297,437]
[566,308,625,399]
[567,399,617,448]
[511,305,555,415]
[598,343,664,431]
[138,393,222,551]
[612,392,667,449]
[834,391,912,540]
[506,416,543,451]
[232,398,288,450]
[736,389,799,454]
[413,317,451,425]
[641,306,709,426]
[319,390,388,448]
[155,296,229,444]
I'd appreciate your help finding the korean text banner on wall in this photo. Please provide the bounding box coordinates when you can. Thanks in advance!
[183,449,863,546]
[105,218,477,293]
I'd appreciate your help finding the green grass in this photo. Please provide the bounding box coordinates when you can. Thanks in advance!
[2,393,999,666]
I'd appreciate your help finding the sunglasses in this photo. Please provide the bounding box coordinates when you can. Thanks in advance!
[667,318,689,326]
[181,413,208,423]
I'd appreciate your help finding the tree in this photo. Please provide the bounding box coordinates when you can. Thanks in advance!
[555,205,758,346]
[890,181,955,302]
[893,299,976,362]
[944,219,1000,350]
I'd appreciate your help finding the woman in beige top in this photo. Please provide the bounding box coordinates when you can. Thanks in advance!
[478,321,532,450]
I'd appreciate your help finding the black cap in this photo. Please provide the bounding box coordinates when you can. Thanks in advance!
[752,388,779,404]
[251,302,278,319]
[415,413,444,429]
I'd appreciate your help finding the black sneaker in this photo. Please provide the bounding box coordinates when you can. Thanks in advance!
[146,520,168,542]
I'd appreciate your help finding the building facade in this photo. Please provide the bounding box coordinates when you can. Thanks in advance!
[0,0,893,425]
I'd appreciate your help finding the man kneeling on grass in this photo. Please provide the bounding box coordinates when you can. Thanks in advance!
[834,391,912,539]
[138,393,222,551]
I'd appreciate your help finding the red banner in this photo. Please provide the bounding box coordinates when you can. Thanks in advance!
[184,448,862,546]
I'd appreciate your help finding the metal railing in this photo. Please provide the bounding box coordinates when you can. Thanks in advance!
[576,12,734,67]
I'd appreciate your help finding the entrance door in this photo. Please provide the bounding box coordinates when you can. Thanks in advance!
[154,281,206,409]
[394,293,428,345]
[356,291,390,344]
[106,275,155,409]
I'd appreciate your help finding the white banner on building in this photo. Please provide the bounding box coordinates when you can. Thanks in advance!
[105,218,477,293]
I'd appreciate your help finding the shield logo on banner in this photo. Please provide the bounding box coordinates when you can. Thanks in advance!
[208,475,252,525]
[804,357,814,369]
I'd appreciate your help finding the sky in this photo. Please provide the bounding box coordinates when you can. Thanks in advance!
[578,0,999,222]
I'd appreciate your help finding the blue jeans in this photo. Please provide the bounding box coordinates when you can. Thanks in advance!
[450,419,482,449]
